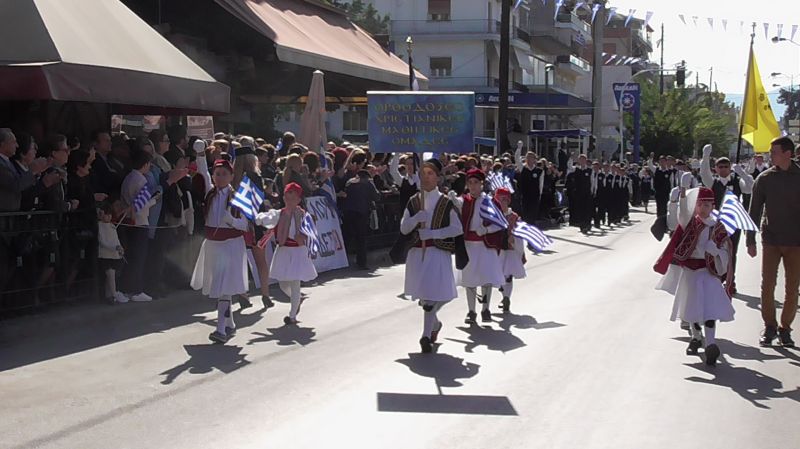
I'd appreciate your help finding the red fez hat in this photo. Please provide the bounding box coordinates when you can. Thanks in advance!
[466,168,485,182]
[284,182,303,196]
[213,159,233,172]
[494,187,512,201]
[697,187,715,203]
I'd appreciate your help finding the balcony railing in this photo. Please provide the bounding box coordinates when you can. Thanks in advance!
[555,13,591,35]
[556,54,591,73]
[427,76,529,92]
[391,19,500,36]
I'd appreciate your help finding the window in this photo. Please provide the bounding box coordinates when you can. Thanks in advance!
[343,107,368,131]
[428,0,450,21]
[430,57,452,77]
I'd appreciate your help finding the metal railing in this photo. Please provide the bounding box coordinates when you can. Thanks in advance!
[0,210,98,314]
[555,13,592,35]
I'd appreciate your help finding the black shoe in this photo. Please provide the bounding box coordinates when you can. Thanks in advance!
[430,322,443,344]
[465,311,477,325]
[238,295,253,310]
[705,344,720,366]
[225,327,237,337]
[680,321,691,336]
[283,316,297,326]
[500,297,511,313]
[481,309,492,322]
[419,336,432,353]
[760,326,778,347]
[262,295,274,309]
[209,331,229,344]
[686,338,703,355]
[778,328,795,348]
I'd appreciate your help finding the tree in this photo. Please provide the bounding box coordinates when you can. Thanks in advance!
[327,0,390,35]
[635,82,737,159]
[776,87,800,121]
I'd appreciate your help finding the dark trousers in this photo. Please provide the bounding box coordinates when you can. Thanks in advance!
[344,210,369,268]
[729,230,741,285]
[121,226,149,295]
[655,192,669,217]
[521,196,540,224]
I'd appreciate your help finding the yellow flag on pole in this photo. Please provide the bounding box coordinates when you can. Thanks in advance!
[740,48,781,153]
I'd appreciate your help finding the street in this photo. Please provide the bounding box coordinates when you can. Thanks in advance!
[1,207,799,449]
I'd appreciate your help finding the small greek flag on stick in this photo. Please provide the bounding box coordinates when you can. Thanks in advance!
[513,220,553,253]
[231,175,265,221]
[711,192,758,236]
[487,172,515,193]
[300,212,321,256]
[479,196,509,229]
[132,185,152,212]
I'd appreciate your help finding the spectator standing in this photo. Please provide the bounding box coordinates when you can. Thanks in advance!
[747,136,800,348]
[37,135,74,213]
[343,169,381,269]
[97,203,127,304]
[164,126,188,167]
[90,130,123,198]
[0,128,47,211]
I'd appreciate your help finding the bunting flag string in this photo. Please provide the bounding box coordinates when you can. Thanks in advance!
[591,3,601,24]
[606,7,617,26]
[669,12,798,42]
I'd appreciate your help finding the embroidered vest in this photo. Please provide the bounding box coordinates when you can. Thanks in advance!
[407,193,456,253]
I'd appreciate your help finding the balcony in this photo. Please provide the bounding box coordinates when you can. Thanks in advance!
[390,19,499,36]
[555,13,592,37]
[426,76,529,92]
[556,54,591,75]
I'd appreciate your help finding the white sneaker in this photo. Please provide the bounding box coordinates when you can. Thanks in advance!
[130,292,153,302]
[113,292,129,303]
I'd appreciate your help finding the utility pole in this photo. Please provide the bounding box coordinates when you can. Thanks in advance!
[591,1,606,152]
[709,67,713,92]
[659,23,665,94]
[496,0,511,155]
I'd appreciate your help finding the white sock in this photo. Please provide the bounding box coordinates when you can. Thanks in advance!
[287,281,302,319]
[217,297,231,334]
[691,323,703,340]
[466,287,477,312]
[503,278,513,299]
[705,322,716,345]
[105,269,116,298]
[422,301,444,338]
[481,284,492,311]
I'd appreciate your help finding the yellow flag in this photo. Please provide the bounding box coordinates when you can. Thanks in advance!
[740,48,781,153]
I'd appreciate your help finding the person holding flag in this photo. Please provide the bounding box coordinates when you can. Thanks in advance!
[493,187,526,313]
[256,182,318,326]
[397,158,463,354]
[190,141,250,344]
[451,168,506,324]
[654,176,735,366]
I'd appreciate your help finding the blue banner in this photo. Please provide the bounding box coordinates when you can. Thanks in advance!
[367,92,475,153]
[613,83,642,162]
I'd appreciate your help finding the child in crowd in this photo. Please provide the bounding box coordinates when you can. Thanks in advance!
[654,177,735,366]
[97,203,127,304]
[190,141,250,344]
[494,187,526,313]
[257,182,318,325]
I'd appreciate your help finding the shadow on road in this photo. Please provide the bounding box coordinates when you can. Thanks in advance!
[159,344,250,385]
[446,325,526,354]
[733,293,763,312]
[549,235,612,250]
[248,325,317,347]
[395,353,479,389]
[684,362,800,409]
[376,392,517,416]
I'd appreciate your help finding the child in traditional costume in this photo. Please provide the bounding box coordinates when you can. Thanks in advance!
[452,169,505,324]
[190,141,249,344]
[256,182,318,325]
[397,158,463,353]
[654,176,735,366]
[494,187,526,313]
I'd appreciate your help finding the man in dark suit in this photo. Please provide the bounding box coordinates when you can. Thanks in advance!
[0,128,48,211]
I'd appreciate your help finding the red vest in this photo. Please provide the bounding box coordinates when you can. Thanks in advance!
[461,194,504,250]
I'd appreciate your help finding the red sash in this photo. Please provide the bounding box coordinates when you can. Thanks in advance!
[205,227,245,241]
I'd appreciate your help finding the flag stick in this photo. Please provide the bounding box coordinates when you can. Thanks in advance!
[736,23,757,163]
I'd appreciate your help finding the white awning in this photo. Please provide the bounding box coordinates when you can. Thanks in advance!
[513,47,535,73]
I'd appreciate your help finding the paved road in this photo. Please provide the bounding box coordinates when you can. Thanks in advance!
[2,208,799,449]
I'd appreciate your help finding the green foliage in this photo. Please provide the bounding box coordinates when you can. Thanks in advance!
[636,82,736,159]
[330,0,390,35]
[776,88,799,121]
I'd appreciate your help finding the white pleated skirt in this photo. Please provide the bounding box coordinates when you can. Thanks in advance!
[456,241,505,288]
[404,247,457,302]
[270,245,318,282]
[657,265,735,323]
[501,249,527,279]
[191,238,248,299]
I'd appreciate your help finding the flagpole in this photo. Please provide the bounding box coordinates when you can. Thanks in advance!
[736,23,757,163]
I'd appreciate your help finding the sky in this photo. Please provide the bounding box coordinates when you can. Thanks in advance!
[607,0,800,116]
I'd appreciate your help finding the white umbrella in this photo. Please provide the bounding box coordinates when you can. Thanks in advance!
[299,70,328,152]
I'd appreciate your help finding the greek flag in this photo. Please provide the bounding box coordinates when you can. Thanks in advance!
[132,185,152,212]
[479,196,509,229]
[711,192,758,235]
[513,220,553,253]
[487,172,515,193]
[275,138,283,153]
[230,175,265,221]
[300,212,321,256]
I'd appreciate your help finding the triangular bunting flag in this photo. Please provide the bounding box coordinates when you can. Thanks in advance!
[554,0,564,21]
[777,24,784,38]
[624,10,636,28]
[691,16,698,26]
[707,18,714,29]
[606,54,617,64]
[591,4,601,24]
[792,24,799,41]
[606,7,617,25]
[644,11,654,28]
[739,21,745,34]
[763,22,769,40]
[678,14,686,25]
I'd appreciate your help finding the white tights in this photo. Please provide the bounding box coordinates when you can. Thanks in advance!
[216,295,234,334]
[279,281,302,319]
[421,300,446,338]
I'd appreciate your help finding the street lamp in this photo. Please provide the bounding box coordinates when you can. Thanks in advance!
[544,64,555,130]
[406,36,414,91]
[772,36,800,47]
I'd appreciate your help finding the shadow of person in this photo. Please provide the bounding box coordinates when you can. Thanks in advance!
[248,325,317,347]
[159,344,249,385]
[493,312,539,332]
[445,325,526,354]
[191,305,266,333]
[395,353,480,389]
[684,363,797,410]
[733,292,762,312]
[715,339,784,363]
